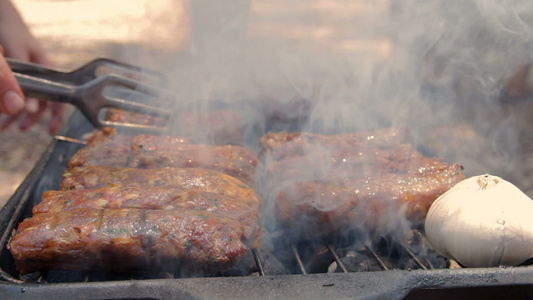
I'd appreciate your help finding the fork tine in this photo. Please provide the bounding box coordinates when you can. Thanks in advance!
[74,58,167,87]
[10,58,173,132]
[97,74,173,101]
[95,74,174,116]
[104,96,171,118]
[8,57,167,86]
[81,74,173,131]
[99,120,169,135]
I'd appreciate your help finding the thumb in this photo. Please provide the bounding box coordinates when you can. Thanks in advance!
[0,46,25,115]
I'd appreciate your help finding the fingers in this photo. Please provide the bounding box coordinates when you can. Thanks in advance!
[0,41,64,133]
[1,101,66,133]
[1,42,30,62]
[25,97,39,113]
[0,49,25,115]
[18,99,47,131]
[28,43,52,66]
[0,114,18,130]
[1,91,25,114]
[48,102,66,134]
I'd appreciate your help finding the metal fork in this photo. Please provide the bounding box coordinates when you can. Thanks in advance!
[7,58,173,133]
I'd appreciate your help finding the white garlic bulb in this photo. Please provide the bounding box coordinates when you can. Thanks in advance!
[425,174,533,268]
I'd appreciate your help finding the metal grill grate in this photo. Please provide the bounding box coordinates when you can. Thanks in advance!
[276,229,444,276]
[2,228,445,284]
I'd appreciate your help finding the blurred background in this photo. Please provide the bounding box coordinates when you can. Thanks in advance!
[0,0,392,207]
[0,0,188,206]
[0,0,532,207]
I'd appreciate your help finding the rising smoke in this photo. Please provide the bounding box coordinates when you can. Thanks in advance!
[156,0,532,193]
[96,0,533,269]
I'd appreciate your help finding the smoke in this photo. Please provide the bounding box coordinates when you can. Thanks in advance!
[110,0,533,245]
[120,1,533,250]
[154,1,533,188]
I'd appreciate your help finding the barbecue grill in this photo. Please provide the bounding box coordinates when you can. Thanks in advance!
[0,111,532,300]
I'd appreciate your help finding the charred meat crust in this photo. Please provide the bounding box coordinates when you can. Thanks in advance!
[12,167,261,275]
[8,209,248,275]
[34,187,262,242]
[259,127,465,236]
[61,166,254,195]
[263,143,448,183]
[259,127,412,161]
[69,128,258,186]
[275,163,466,234]
[68,128,135,168]
[127,140,258,187]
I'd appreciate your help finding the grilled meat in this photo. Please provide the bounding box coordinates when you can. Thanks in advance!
[68,127,134,168]
[275,163,466,234]
[106,108,168,127]
[68,129,258,185]
[14,163,261,274]
[128,141,258,186]
[260,127,412,161]
[260,127,465,236]
[129,134,193,154]
[85,127,131,146]
[34,187,262,242]
[264,143,448,183]
[9,209,248,274]
[61,166,254,196]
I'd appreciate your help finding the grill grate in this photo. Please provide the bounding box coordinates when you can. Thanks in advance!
[273,229,444,276]
[328,245,348,273]
[2,227,444,284]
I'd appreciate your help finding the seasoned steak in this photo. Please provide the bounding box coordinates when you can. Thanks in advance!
[128,141,258,186]
[259,126,464,236]
[68,129,258,185]
[259,127,412,161]
[9,209,248,274]
[60,166,254,198]
[275,163,466,234]
[68,127,134,168]
[34,187,262,242]
[264,143,448,183]
[105,108,168,126]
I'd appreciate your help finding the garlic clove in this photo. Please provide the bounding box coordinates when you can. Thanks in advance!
[425,174,533,268]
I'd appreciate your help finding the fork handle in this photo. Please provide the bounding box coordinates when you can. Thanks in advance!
[14,73,78,105]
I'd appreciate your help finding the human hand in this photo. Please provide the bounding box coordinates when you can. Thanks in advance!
[0,46,25,116]
[0,0,65,134]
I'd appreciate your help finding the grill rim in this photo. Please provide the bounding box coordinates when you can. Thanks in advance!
[0,111,532,299]
[0,268,532,300]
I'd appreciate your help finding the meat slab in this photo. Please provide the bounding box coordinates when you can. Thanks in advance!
[259,127,412,161]
[127,138,258,186]
[11,166,262,274]
[9,209,249,274]
[263,143,448,183]
[34,187,262,242]
[68,127,135,168]
[275,163,465,234]
[259,127,466,236]
[61,166,254,199]
[68,128,258,186]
